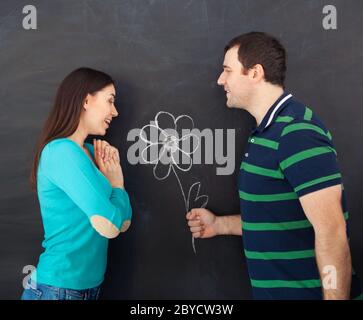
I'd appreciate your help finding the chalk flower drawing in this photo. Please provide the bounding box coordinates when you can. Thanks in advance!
[139,111,209,253]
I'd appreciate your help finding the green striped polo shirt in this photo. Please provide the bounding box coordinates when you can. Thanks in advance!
[238,92,362,300]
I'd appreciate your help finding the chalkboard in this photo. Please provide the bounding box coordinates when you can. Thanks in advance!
[1,0,362,299]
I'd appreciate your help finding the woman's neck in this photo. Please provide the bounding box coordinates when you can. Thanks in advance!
[67,129,88,148]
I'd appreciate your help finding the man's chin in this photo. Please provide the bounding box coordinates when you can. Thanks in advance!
[226,99,233,108]
[226,100,237,109]
[226,100,245,110]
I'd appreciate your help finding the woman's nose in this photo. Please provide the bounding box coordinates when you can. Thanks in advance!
[112,105,118,117]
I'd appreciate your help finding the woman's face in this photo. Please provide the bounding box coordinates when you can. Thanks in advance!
[83,84,118,135]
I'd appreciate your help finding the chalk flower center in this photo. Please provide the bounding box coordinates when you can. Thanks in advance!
[164,135,178,153]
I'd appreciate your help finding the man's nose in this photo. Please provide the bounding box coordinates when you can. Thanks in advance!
[217,73,224,86]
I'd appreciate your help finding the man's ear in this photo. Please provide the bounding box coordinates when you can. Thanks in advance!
[250,64,265,82]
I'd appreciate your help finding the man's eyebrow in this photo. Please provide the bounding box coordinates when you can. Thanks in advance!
[110,93,116,98]
[223,65,231,69]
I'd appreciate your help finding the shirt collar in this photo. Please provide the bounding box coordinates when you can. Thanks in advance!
[252,92,293,134]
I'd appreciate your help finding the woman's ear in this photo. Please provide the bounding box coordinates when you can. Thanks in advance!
[83,94,91,111]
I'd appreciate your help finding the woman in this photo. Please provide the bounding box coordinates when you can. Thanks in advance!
[22,67,132,300]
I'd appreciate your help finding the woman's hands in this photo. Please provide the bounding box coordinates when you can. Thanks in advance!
[93,139,124,189]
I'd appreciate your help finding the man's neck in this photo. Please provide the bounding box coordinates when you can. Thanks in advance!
[248,85,284,126]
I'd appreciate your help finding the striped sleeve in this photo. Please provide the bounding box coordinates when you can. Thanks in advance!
[277,120,342,197]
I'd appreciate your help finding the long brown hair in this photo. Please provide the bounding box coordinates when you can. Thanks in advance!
[29,67,115,191]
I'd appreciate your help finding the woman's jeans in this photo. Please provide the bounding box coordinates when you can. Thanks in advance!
[21,278,101,300]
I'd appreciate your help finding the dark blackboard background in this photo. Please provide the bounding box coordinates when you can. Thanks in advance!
[0,0,362,299]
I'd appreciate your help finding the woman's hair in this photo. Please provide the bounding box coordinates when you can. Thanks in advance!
[29,67,115,191]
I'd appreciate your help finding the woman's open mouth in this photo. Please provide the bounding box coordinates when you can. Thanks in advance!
[104,118,111,127]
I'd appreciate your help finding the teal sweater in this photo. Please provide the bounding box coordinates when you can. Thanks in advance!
[32,138,132,290]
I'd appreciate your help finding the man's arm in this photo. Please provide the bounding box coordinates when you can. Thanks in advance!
[300,184,351,300]
[186,208,242,238]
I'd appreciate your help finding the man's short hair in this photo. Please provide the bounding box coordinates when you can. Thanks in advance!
[225,32,287,87]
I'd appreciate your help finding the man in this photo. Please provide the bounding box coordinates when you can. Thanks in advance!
[186,32,362,300]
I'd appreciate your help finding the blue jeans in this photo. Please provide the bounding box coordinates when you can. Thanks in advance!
[21,278,101,300]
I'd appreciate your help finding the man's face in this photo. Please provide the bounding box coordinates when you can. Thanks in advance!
[217,46,252,109]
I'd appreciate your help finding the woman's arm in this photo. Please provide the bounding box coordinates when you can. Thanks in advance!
[40,140,132,238]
